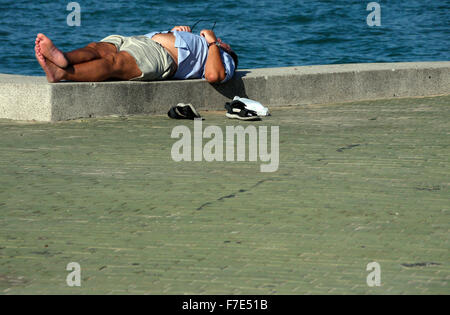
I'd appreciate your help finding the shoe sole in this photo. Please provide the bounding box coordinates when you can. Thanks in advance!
[226,113,261,121]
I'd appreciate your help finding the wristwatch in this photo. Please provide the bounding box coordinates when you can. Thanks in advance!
[207,41,221,48]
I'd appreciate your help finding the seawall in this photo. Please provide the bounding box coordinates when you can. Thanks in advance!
[0,61,449,122]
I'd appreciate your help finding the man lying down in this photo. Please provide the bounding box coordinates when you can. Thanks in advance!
[34,25,238,84]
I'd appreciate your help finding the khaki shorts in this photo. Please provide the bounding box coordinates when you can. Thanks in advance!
[100,35,176,81]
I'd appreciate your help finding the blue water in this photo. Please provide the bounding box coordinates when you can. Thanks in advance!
[1,0,449,76]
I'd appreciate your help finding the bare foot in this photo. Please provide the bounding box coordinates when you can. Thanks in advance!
[35,44,63,83]
[36,33,69,68]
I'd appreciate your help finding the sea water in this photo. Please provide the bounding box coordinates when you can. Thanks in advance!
[0,0,448,76]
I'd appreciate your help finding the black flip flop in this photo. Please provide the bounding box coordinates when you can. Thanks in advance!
[168,103,203,120]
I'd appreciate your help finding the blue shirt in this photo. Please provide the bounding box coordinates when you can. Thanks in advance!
[145,30,236,83]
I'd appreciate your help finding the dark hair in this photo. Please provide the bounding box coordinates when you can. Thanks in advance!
[226,50,239,69]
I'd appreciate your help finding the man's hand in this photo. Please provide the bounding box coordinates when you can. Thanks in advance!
[200,29,217,44]
[217,38,231,53]
[171,26,191,32]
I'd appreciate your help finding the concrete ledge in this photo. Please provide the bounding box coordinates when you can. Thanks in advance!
[1,61,449,121]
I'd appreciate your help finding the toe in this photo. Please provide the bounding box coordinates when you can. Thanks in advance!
[37,33,47,41]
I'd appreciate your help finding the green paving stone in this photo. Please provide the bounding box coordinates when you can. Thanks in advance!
[0,95,449,294]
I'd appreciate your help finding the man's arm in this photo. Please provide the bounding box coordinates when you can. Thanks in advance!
[200,29,226,83]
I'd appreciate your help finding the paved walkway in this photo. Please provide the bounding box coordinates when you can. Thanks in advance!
[0,95,448,294]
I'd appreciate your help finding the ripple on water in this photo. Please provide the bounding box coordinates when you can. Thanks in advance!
[1,0,449,75]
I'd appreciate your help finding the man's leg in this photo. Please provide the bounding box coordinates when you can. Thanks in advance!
[36,44,142,83]
[62,51,142,81]
[64,42,118,65]
[36,33,117,67]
